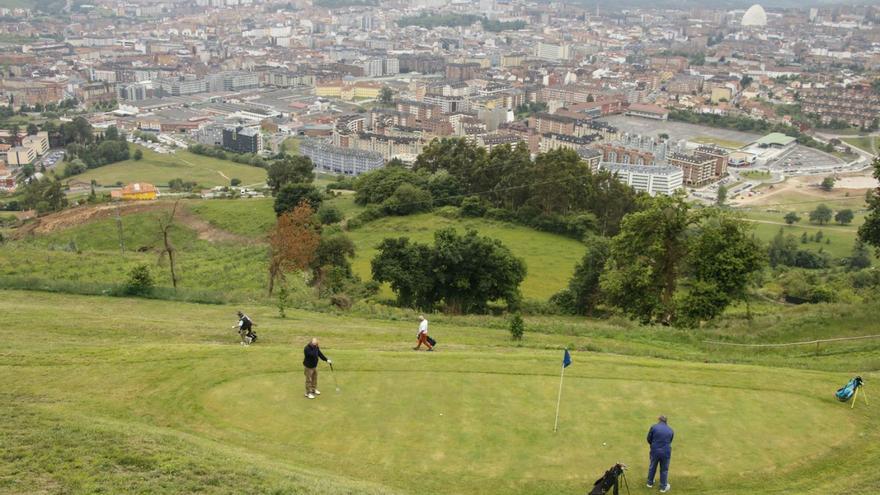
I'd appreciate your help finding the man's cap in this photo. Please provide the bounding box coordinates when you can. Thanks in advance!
[658,415,667,422]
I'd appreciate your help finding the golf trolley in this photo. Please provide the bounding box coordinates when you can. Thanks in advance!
[588,463,630,495]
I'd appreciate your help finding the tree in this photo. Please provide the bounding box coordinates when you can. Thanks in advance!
[21,177,67,213]
[429,228,527,313]
[274,183,323,216]
[379,86,394,106]
[382,183,432,215]
[371,237,435,309]
[859,157,880,252]
[267,202,320,295]
[848,239,872,271]
[230,178,241,187]
[104,125,119,141]
[125,264,155,296]
[157,200,181,290]
[820,176,836,192]
[809,204,833,225]
[460,195,487,217]
[560,236,610,315]
[372,229,526,313]
[317,204,343,224]
[26,123,38,135]
[740,75,753,88]
[677,212,765,324]
[354,166,427,206]
[267,155,315,195]
[783,212,801,225]
[716,184,728,206]
[133,148,143,161]
[835,209,854,225]
[600,194,693,324]
[768,228,798,267]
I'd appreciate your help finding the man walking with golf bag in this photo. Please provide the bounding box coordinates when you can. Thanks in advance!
[646,415,674,493]
[233,311,257,345]
[303,338,331,399]
[413,315,434,351]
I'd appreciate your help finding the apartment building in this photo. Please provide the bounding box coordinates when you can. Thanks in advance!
[222,126,263,154]
[600,163,683,196]
[668,152,716,186]
[300,139,384,176]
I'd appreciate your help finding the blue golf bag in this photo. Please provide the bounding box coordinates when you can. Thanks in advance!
[835,376,863,402]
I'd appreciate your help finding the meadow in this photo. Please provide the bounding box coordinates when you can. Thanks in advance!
[1,290,878,495]
[63,145,268,189]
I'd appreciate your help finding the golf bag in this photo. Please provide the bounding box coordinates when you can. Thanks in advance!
[427,336,437,347]
[836,376,863,402]
[588,464,627,495]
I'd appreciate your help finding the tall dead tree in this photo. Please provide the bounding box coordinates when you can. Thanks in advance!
[267,201,320,295]
[158,200,180,290]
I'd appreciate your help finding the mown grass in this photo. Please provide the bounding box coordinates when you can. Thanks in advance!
[736,209,865,259]
[63,145,268,189]
[842,136,878,156]
[691,136,747,149]
[1,290,878,495]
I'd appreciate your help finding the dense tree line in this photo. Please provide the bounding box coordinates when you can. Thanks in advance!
[62,125,129,176]
[351,139,640,238]
[187,144,269,168]
[859,157,880,254]
[553,195,765,326]
[397,13,525,31]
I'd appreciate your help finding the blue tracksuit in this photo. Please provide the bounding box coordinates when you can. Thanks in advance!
[647,422,674,487]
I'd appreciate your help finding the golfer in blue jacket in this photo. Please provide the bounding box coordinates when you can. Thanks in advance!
[646,415,674,493]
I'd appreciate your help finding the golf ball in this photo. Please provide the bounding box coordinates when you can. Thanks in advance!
[602,442,607,446]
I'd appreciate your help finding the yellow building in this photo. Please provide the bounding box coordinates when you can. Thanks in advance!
[111,182,158,201]
[316,81,381,101]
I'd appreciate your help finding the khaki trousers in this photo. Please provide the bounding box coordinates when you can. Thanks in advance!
[304,366,318,394]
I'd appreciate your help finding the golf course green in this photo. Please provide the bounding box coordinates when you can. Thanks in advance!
[2,290,877,494]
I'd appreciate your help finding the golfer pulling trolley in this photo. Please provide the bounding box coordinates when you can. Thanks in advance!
[303,338,331,399]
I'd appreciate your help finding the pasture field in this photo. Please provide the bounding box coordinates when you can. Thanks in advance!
[63,145,268,189]
[842,136,878,156]
[1,290,878,495]
[737,209,864,259]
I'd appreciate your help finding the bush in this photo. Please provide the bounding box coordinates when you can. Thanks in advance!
[317,204,344,224]
[460,195,487,217]
[230,178,241,187]
[382,183,432,216]
[125,264,155,296]
[330,293,353,310]
[509,313,524,341]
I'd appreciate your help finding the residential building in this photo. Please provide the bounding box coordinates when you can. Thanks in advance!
[300,139,384,176]
[625,103,669,120]
[22,132,50,156]
[668,152,716,186]
[693,145,729,178]
[6,146,36,165]
[600,163,683,196]
[535,42,570,61]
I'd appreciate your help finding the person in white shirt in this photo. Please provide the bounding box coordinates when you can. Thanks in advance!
[413,315,434,351]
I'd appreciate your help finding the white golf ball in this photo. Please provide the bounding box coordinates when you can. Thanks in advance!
[602,442,607,446]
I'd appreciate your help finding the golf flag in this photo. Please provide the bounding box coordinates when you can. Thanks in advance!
[554,349,571,432]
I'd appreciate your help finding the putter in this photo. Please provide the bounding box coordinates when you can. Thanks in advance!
[329,362,340,392]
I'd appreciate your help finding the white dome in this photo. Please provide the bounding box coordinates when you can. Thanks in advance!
[742,4,767,27]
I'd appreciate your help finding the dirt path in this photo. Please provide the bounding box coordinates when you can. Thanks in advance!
[13,201,253,244]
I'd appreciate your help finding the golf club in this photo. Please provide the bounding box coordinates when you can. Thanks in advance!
[329,362,340,392]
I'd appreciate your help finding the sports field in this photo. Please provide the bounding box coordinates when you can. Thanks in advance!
[64,146,268,189]
[2,291,878,495]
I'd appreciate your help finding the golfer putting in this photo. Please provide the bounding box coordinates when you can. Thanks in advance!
[646,415,674,493]
[303,338,331,399]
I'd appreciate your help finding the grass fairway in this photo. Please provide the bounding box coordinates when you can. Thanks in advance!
[2,290,878,494]
[64,146,268,189]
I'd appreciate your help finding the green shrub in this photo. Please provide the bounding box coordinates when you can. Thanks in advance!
[509,313,524,340]
[125,264,155,296]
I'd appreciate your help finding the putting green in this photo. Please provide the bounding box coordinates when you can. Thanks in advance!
[201,355,856,495]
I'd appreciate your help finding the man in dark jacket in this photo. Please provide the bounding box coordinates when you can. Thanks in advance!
[646,415,674,493]
[303,338,331,399]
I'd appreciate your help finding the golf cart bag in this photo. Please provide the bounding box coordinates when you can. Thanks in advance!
[836,376,863,402]
[427,336,437,347]
[588,463,627,495]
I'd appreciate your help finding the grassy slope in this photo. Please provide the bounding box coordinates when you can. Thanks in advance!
[1,290,878,495]
[64,145,268,189]
[738,210,864,258]
[182,197,584,301]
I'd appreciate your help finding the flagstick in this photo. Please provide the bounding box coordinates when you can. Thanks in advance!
[553,362,565,432]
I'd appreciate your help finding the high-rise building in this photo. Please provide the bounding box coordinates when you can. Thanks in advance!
[222,126,263,154]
